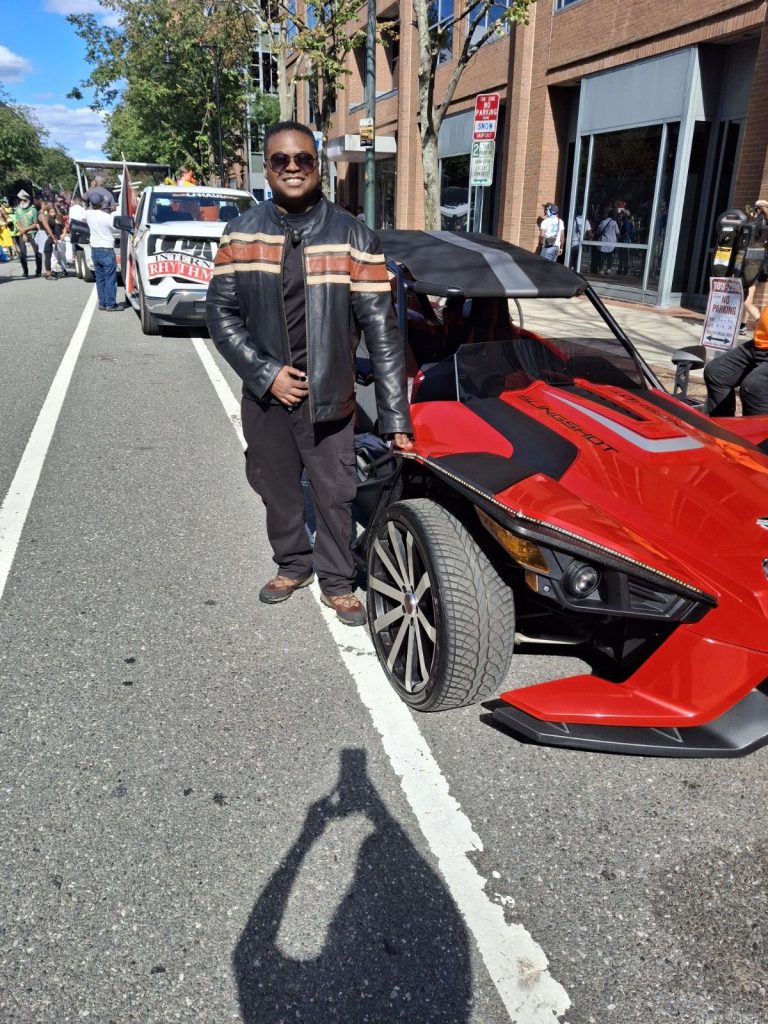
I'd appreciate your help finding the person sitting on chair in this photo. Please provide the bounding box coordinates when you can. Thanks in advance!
[704,303,768,416]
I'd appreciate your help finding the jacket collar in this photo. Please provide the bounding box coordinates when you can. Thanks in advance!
[266,195,329,243]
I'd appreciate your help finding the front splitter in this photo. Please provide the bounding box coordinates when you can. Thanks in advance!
[488,686,768,758]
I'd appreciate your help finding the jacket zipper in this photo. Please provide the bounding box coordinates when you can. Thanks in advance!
[278,230,292,369]
[302,242,313,419]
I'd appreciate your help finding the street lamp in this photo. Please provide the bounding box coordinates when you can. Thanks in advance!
[203,1,225,186]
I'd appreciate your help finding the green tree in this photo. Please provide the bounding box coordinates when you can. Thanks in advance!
[412,0,535,229]
[34,146,76,192]
[0,89,44,187]
[68,0,256,181]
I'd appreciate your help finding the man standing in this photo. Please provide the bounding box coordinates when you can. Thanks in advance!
[83,174,116,212]
[538,203,564,262]
[206,120,413,626]
[83,195,121,311]
[13,190,42,278]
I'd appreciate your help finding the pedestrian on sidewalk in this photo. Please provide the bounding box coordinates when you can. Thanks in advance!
[738,198,768,337]
[596,209,620,274]
[538,203,564,262]
[13,190,42,278]
[206,120,413,627]
[83,194,121,311]
[704,303,768,417]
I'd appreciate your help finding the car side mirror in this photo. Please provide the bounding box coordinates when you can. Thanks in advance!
[114,214,134,232]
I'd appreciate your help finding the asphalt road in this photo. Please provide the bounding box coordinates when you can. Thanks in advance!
[0,265,766,1024]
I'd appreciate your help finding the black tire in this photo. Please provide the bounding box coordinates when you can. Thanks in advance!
[138,278,159,336]
[367,498,515,711]
[74,249,84,280]
[82,256,94,283]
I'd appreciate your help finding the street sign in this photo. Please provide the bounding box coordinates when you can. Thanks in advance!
[359,118,374,149]
[473,93,500,141]
[701,277,743,350]
[470,140,495,187]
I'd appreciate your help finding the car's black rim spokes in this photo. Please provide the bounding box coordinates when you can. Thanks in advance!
[369,521,436,693]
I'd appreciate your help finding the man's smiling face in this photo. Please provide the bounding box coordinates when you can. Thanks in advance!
[265,130,321,213]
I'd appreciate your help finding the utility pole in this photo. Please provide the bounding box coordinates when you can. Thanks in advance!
[364,0,376,227]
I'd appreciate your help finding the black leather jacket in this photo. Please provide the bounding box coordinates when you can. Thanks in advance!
[205,198,412,434]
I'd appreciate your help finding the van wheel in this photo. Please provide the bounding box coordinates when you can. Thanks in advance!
[367,498,515,711]
[74,250,84,280]
[139,279,159,336]
[82,258,94,283]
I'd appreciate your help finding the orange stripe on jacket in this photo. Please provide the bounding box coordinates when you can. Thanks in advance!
[305,253,350,276]
[350,257,389,287]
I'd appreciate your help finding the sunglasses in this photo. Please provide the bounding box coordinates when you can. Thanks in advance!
[267,151,317,174]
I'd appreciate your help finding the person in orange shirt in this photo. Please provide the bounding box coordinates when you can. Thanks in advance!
[704,303,768,416]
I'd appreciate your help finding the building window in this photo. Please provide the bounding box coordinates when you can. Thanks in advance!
[428,0,453,65]
[382,19,399,84]
[554,0,583,9]
[469,0,511,47]
[251,49,278,94]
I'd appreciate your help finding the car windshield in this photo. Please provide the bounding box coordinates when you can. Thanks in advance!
[148,193,255,224]
[454,335,647,400]
[406,291,650,402]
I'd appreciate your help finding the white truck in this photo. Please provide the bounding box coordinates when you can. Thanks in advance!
[114,184,257,334]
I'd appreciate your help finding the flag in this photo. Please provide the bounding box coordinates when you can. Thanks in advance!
[119,156,138,294]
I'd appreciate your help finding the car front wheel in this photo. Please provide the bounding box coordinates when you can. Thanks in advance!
[367,498,515,711]
[138,278,159,336]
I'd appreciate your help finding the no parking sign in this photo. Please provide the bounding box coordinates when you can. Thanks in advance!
[701,277,743,350]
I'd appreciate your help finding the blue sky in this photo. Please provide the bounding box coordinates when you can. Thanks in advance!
[1,0,113,158]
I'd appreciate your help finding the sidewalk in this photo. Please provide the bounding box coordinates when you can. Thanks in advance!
[516,294,708,395]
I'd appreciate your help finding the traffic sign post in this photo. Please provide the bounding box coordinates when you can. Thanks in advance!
[469,94,500,231]
[473,93,500,141]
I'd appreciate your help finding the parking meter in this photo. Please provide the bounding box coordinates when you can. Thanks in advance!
[711,209,748,278]
[732,210,768,287]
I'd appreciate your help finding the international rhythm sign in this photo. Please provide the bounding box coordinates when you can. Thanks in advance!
[473,93,500,141]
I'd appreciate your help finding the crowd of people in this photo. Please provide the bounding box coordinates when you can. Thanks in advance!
[0,189,73,279]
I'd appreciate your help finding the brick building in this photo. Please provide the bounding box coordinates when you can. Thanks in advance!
[290,0,768,309]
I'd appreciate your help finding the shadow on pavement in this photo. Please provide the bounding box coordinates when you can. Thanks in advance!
[233,748,472,1022]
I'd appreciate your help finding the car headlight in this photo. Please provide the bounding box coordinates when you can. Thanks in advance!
[563,562,600,597]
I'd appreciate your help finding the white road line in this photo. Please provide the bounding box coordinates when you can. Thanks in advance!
[192,335,571,1024]
[0,290,97,603]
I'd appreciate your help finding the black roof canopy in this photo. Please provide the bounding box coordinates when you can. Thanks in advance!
[377,230,586,300]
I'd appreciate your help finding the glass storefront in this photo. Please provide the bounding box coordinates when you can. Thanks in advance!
[572,123,679,302]
[440,154,470,231]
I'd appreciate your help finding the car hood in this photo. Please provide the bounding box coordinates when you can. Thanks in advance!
[411,382,768,628]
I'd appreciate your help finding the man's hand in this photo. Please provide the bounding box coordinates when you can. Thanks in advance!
[390,432,415,452]
[269,366,309,408]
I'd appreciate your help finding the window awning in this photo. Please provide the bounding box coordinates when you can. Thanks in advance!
[326,134,397,163]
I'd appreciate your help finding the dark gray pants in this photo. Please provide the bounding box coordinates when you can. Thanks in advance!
[704,342,768,416]
[241,394,357,595]
[15,235,41,276]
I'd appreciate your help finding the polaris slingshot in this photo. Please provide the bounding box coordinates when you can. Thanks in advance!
[355,230,768,758]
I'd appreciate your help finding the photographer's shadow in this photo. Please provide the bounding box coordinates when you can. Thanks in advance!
[233,748,472,1022]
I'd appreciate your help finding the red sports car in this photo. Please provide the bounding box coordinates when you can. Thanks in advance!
[356,230,768,758]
